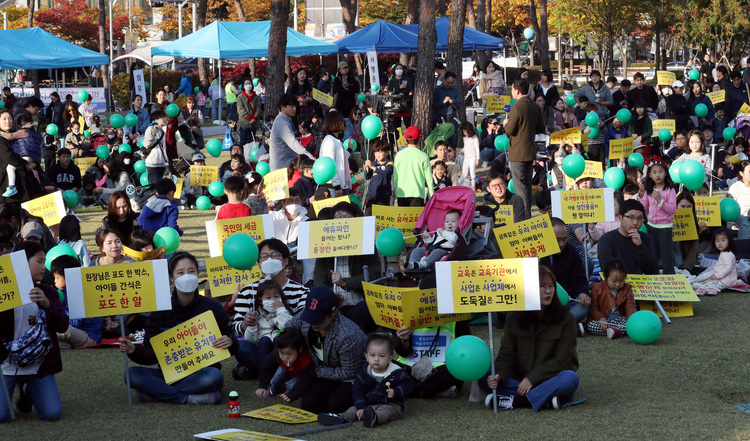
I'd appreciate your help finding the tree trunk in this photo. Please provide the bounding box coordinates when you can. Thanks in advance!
[285,56,291,82]
[266,0,289,119]
[654,21,661,75]
[28,2,40,98]
[197,0,209,87]
[400,0,420,67]
[249,59,256,78]
[234,0,246,21]
[339,0,362,75]
[476,0,485,33]
[538,0,550,71]
[413,0,437,138]
[98,0,110,110]
[447,0,467,123]
[438,0,447,17]
[466,0,488,68]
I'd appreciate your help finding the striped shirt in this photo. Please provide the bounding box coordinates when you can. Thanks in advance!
[232,278,309,337]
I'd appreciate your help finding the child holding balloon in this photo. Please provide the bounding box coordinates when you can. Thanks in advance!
[688,228,741,295]
[674,129,712,179]
[641,161,677,274]
[586,259,636,338]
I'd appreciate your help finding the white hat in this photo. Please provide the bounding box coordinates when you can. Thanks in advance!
[672,80,685,88]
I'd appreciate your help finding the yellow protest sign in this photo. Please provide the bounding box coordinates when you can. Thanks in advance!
[206,214,274,257]
[672,208,698,242]
[396,127,406,148]
[694,196,721,226]
[550,127,582,144]
[311,195,350,215]
[173,94,187,108]
[190,165,219,186]
[637,300,694,318]
[608,137,635,159]
[494,205,514,226]
[243,404,317,424]
[74,156,97,176]
[206,430,299,441]
[22,190,65,226]
[297,216,376,259]
[204,256,262,297]
[363,283,469,330]
[0,251,34,313]
[122,245,166,261]
[656,71,676,85]
[626,274,700,302]
[651,119,676,134]
[738,102,750,117]
[486,95,511,113]
[435,258,540,314]
[493,215,560,259]
[563,160,603,187]
[551,187,615,224]
[263,168,289,201]
[153,310,231,384]
[707,90,725,105]
[312,88,334,107]
[64,259,172,319]
[373,205,423,244]
[174,177,184,200]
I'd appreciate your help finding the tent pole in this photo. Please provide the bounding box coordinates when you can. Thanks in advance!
[55,70,59,94]
[150,55,153,103]
[219,59,223,122]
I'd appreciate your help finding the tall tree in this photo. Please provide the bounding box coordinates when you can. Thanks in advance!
[400,0,420,68]
[97,0,110,110]
[527,0,550,70]
[266,0,289,118]
[467,0,489,67]
[28,0,40,98]
[412,0,437,137]
[196,0,209,87]
[447,0,467,123]
[339,0,363,75]
[438,0,448,16]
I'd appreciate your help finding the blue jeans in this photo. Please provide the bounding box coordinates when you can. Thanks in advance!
[234,337,275,376]
[482,370,579,411]
[567,299,590,323]
[127,366,224,404]
[480,148,499,164]
[0,374,62,422]
[270,367,298,393]
[738,215,750,240]
[227,102,237,121]
[211,100,222,121]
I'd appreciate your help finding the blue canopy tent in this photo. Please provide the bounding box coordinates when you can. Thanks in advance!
[0,27,110,70]
[335,20,419,54]
[431,17,505,51]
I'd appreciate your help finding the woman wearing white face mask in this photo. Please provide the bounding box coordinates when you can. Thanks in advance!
[387,63,413,127]
[119,252,239,405]
[231,239,309,380]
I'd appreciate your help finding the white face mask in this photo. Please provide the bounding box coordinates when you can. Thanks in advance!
[262,299,277,314]
[173,274,199,293]
[123,158,131,165]
[395,69,403,76]
[285,204,302,216]
[260,258,284,277]
[244,84,253,91]
[108,135,115,139]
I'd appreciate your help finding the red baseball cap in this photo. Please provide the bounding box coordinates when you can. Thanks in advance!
[404,126,421,141]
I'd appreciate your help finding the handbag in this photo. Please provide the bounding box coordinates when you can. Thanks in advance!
[6,310,52,367]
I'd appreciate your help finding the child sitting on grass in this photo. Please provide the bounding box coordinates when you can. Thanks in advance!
[53,255,102,348]
[216,175,252,220]
[688,228,741,296]
[256,327,315,402]
[587,259,636,339]
[408,209,461,269]
[318,333,415,428]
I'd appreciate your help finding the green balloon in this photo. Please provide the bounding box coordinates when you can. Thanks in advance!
[166,103,180,118]
[508,178,515,193]
[556,282,569,305]
[616,108,631,123]
[588,127,600,139]
[371,84,380,92]
[585,112,599,127]
[639,223,648,233]
[565,94,576,106]
[256,161,270,176]
[494,135,509,152]
[723,127,736,141]
[138,137,144,148]
[196,195,211,210]
[348,193,361,208]
[688,69,700,80]
[249,147,260,162]
[252,78,260,87]
[96,145,110,160]
[194,86,200,94]
[134,160,147,174]
[144,82,149,89]
[658,128,672,142]
[313,157,336,185]
[154,227,180,255]
[125,113,138,127]
[222,233,259,270]
[562,153,586,179]
[0,101,4,109]
[46,123,59,135]
[62,189,78,208]
[376,228,406,257]
[208,181,225,197]
[680,159,705,191]
[694,103,708,118]
[84,129,91,139]
[361,115,383,140]
[669,161,683,184]
[628,152,644,169]
[118,144,132,154]
[720,197,741,222]
[206,138,222,157]
[140,173,150,186]
[45,245,79,271]
[603,167,625,189]
[77,90,89,102]
[445,336,492,382]
[110,114,125,129]
[357,93,366,102]
[626,310,662,344]
[344,139,357,151]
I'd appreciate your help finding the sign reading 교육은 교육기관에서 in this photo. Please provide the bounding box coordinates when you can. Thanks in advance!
[296,216,375,260]
[0,251,35,313]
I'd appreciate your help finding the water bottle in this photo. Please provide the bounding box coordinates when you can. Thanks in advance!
[228,391,240,418]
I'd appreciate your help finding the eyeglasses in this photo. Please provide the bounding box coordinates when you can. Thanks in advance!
[622,214,645,223]
[444,81,456,85]
[489,183,504,190]
[488,121,497,126]
[258,252,283,261]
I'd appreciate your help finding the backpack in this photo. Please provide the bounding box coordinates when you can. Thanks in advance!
[6,310,51,367]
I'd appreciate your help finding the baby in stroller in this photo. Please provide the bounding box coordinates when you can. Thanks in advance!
[408,209,461,270]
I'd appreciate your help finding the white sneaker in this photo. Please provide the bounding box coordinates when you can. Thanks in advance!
[485,393,514,409]
[482,161,489,167]
[551,396,561,410]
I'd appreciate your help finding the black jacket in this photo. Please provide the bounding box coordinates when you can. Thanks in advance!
[352,363,415,409]
[665,93,691,131]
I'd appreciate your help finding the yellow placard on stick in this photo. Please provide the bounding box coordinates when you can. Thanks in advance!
[122,245,166,262]
[638,300,694,318]
[707,90,725,105]
[263,168,289,201]
[672,208,698,242]
[22,190,65,226]
[312,88,334,107]
[174,177,184,200]
[493,215,560,259]
[204,256,262,297]
[656,71,676,85]
[550,127,582,144]
[190,165,219,186]
[363,282,469,330]
[0,251,34,313]
[153,310,230,384]
[297,216,376,259]
[243,404,317,424]
[563,160,603,187]
[373,205,423,244]
[311,195,350,215]
[626,274,700,302]
[65,259,172,319]
[738,102,750,117]
[435,258,540,314]
[608,137,635,160]
[651,119,676,134]
[551,187,615,224]
[200,430,301,441]
[206,214,274,257]
[694,196,721,226]
[486,95,512,114]
[74,157,97,176]
[494,205,514,226]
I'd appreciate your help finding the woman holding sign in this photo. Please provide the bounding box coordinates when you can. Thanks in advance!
[485,266,579,411]
[0,241,69,422]
[119,252,239,405]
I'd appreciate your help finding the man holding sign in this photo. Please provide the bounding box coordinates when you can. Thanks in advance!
[119,253,239,405]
